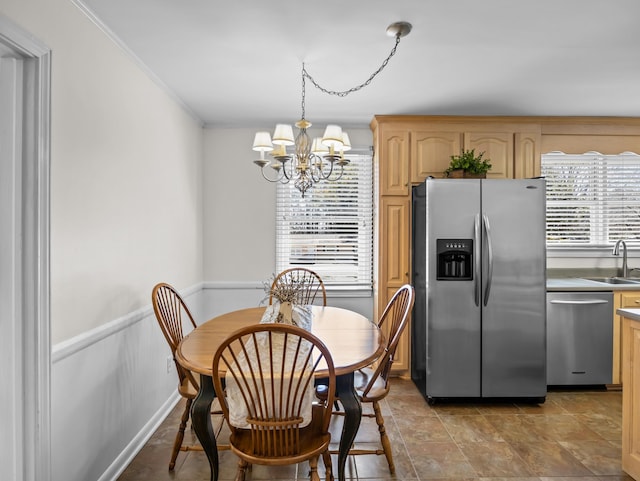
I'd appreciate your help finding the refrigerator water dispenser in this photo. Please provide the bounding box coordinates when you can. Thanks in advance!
[436,239,473,280]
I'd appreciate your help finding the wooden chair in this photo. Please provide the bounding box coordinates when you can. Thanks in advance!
[212,323,336,481]
[319,284,414,474]
[151,283,227,470]
[269,268,327,306]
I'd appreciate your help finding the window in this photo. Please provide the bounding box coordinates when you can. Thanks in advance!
[276,151,373,289]
[541,151,640,249]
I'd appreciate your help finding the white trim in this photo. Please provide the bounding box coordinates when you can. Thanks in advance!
[51,307,150,363]
[203,280,264,290]
[0,15,51,481]
[202,280,372,298]
[52,282,203,363]
[96,392,181,481]
[70,0,204,126]
[0,17,49,56]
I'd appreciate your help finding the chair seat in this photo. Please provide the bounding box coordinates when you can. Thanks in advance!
[228,404,330,466]
[178,374,199,399]
[314,368,390,403]
[354,367,389,402]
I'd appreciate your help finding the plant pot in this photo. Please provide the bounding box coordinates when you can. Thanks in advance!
[463,172,487,179]
[446,169,486,179]
[446,169,465,178]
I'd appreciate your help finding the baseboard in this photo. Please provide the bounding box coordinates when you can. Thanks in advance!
[97,392,181,481]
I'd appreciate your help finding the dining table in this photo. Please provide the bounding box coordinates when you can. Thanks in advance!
[175,304,385,481]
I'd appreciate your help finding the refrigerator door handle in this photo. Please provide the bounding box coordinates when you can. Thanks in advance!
[483,213,494,306]
[474,213,481,306]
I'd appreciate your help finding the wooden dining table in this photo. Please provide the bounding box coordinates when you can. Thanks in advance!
[175,305,385,481]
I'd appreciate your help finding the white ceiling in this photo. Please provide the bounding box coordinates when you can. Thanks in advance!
[78,0,640,128]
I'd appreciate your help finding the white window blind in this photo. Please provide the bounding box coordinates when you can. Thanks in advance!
[541,151,640,248]
[276,151,373,289]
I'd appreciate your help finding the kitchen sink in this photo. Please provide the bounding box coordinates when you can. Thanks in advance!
[582,277,640,285]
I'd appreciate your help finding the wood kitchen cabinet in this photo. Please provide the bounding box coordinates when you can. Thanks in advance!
[380,197,410,288]
[371,116,542,376]
[410,131,461,182]
[380,129,410,196]
[622,312,640,479]
[464,131,514,178]
[410,128,540,182]
[514,132,542,179]
[613,291,640,385]
[376,195,410,372]
[371,115,640,377]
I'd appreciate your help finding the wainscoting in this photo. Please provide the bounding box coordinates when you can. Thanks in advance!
[50,282,372,481]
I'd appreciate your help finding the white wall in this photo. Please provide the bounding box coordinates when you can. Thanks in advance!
[1,0,205,345]
[203,126,374,282]
[1,1,205,481]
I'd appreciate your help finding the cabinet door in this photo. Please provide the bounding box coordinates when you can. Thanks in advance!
[622,316,640,479]
[411,131,462,183]
[379,196,410,374]
[514,131,541,179]
[380,197,410,287]
[613,292,640,385]
[465,131,513,178]
[380,130,409,196]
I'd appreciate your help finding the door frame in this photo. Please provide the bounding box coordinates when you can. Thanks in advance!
[0,15,51,481]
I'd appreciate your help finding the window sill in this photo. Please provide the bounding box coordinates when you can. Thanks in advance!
[324,287,373,298]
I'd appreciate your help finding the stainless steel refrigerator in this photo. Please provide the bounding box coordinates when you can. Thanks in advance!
[411,178,547,402]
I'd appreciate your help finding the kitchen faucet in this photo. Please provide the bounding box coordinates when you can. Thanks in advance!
[613,239,628,277]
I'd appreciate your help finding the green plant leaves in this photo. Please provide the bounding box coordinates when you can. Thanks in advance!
[445,149,492,175]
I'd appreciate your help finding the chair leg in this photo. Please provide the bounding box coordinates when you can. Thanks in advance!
[373,400,395,474]
[309,456,320,481]
[322,450,333,481]
[235,459,249,481]
[169,398,192,470]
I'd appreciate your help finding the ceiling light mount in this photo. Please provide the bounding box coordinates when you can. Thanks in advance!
[386,21,413,38]
[253,21,412,197]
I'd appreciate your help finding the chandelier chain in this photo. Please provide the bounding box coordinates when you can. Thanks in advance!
[302,33,402,98]
[301,67,306,119]
[253,22,410,196]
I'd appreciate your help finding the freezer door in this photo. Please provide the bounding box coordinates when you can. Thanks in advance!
[425,179,481,398]
[411,182,427,395]
[481,179,547,398]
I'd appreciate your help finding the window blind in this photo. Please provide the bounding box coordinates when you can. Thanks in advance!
[276,152,373,288]
[541,151,640,248]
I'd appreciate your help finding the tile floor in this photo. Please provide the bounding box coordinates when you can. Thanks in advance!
[117,379,633,480]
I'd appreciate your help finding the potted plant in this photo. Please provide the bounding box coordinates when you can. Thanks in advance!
[444,149,492,178]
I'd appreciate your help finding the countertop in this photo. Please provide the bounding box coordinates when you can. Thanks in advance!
[547,278,640,291]
[617,308,640,321]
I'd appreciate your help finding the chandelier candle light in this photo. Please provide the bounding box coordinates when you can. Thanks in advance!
[252,21,412,197]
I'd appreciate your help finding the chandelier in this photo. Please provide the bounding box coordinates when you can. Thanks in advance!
[252,21,412,197]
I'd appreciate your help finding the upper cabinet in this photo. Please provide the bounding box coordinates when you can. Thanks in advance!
[514,132,541,179]
[380,130,410,196]
[464,131,513,178]
[376,117,545,187]
[411,131,461,182]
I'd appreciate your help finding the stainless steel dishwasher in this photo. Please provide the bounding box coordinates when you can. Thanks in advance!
[546,291,613,385]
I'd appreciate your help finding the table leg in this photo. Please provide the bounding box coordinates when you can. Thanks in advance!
[336,372,361,481]
[192,374,218,481]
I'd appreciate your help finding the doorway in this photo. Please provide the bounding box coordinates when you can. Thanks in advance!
[0,15,51,481]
